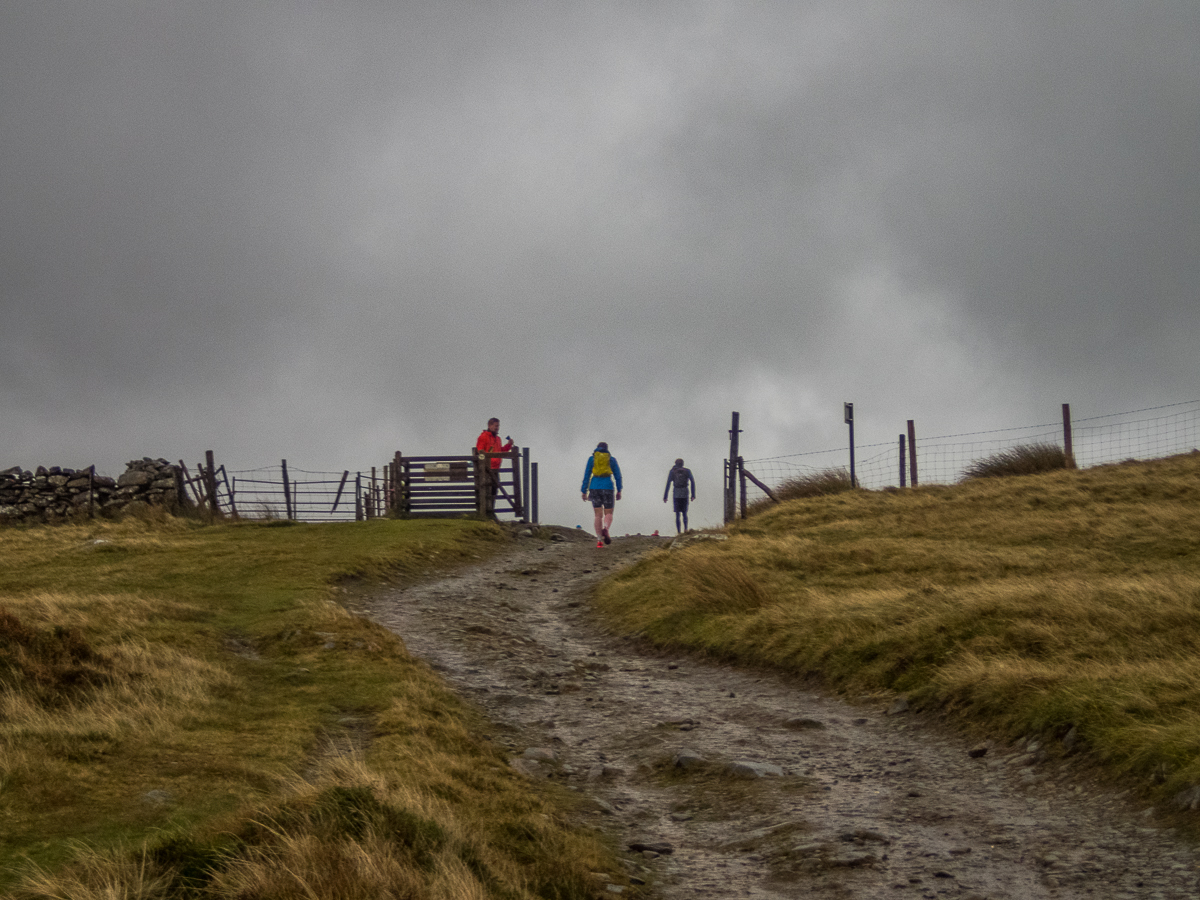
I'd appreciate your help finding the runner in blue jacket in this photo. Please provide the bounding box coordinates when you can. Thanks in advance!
[580,442,622,548]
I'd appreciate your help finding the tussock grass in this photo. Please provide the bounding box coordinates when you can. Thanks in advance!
[596,452,1200,808]
[960,442,1070,480]
[744,468,855,518]
[773,468,856,500]
[1,517,623,898]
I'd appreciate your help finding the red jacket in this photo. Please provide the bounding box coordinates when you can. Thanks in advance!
[476,430,513,470]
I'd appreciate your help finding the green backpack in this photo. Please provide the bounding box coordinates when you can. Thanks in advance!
[592,452,612,477]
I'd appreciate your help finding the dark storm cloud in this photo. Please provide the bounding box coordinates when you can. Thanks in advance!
[2,2,1197,531]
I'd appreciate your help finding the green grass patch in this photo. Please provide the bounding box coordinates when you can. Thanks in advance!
[595,452,1200,809]
[0,517,625,898]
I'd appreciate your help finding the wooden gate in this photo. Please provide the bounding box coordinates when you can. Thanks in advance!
[380,450,527,520]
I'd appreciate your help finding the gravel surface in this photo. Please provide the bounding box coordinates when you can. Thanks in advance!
[355,527,1200,899]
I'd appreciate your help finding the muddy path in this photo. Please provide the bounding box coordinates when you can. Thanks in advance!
[354,528,1200,899]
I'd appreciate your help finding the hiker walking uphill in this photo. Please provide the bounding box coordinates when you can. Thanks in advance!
[581,442,622,549]
[663,458,696,533]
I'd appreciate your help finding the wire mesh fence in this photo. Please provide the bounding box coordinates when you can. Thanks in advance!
[740,400,1200,506]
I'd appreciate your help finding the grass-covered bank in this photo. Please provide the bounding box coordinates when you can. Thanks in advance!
[0,516,623,899]
[595,452,1200,811]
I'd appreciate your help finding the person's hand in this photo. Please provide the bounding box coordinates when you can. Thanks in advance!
[581,493,587,501]
[663,498,668,503]
[616,491,622,501]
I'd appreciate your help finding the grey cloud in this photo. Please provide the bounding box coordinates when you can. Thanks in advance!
[2,2,1197,532]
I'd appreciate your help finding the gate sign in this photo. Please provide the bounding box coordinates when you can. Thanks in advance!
[844,402,854,424]
[424,462,469,482]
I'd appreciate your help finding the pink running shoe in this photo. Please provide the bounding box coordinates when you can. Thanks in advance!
[596,540,604,549]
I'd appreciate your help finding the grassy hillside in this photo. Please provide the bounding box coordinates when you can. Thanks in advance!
[595,452,1200,812]
[0,516,623,899]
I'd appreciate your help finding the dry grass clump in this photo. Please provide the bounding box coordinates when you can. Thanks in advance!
[596,452,1200,805]
[744,468,855,517]
[774,468,856,500]
[960,442,1070,480]
[0,607,115,705]
[1,517,621,898]
[14,752,611,900]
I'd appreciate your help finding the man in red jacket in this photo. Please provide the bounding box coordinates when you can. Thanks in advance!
[476,417,514,511]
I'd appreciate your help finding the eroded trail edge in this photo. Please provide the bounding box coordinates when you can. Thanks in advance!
[356,530,1200,900]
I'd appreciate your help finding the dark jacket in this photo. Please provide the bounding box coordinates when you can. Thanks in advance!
[664,465,695,500]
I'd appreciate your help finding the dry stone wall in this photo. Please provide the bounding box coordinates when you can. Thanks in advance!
[0,458,191,525]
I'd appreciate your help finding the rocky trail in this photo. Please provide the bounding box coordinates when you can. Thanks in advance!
[353,527,1200,899]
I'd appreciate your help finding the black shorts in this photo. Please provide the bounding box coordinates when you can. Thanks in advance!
[589,489,615,509]
[673,496,689,513]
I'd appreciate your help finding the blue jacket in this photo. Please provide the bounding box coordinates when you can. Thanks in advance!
[581,452,622,492]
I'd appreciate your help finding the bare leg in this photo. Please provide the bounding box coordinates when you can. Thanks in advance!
[593,505,604,537]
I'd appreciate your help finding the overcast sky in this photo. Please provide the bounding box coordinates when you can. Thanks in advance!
[2,2,1197,533]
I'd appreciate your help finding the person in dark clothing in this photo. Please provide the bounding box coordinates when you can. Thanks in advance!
[663,458,696,533]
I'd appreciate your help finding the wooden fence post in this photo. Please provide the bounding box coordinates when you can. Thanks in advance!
[531,462,539,525]
[722,459,729,523]
[205,450,219,516]
[474,449,487,518]
[738,456,747,519]
[331,470,350,513]
[195,460,213,521]
[179,461,204,508]
[88,465,95,519]
[845,402,856,488]
[219,465,238,519]
[522,447,531,524]
[510,450,523,520]
[907,420,918,486]
[899,434,907,487]
[1062,403,1076,468]
[725,411,741,524]
[281,459,292,520]
[355,473,363,521]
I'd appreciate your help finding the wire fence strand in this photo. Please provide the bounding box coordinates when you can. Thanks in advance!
[740,400,1200,505]
[224,465,359,522]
